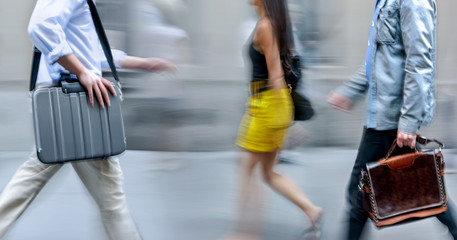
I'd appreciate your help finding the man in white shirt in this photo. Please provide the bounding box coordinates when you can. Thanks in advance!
[0,0,173,239]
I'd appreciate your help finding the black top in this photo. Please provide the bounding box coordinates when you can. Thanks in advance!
[249,42,268,81]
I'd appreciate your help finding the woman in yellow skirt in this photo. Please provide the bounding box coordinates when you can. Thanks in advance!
[229,0,323,239]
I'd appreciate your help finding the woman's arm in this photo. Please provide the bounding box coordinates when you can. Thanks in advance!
[255,18,286,93]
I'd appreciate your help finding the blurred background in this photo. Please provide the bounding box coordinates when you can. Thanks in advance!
[1,0,457,152]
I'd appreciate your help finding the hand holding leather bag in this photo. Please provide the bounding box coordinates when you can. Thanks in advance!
[359,135,447,227]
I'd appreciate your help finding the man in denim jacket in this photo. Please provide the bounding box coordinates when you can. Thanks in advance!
[328,0,457,239]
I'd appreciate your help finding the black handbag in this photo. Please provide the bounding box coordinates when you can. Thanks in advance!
[291,89,314,121]
[285,54,314,121]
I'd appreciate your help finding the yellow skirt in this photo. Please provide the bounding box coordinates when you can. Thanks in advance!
[236,88,293,152]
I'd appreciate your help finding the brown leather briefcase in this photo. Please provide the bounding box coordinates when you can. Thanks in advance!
[359,136,447,227]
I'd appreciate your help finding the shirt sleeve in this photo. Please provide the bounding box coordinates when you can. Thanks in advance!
[335,64,369,101]
[28,0,85,64]
[100,49,127,69]
[398,0,436,135]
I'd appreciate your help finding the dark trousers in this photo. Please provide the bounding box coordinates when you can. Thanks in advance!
[346,127,457,240]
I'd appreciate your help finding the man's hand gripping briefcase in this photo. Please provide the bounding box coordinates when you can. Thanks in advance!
[359,136,447,227]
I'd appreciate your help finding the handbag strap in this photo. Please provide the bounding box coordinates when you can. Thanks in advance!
[29,0,119,91]
[385,135,444,159]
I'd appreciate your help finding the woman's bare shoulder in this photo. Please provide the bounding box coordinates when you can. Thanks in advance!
[255,18,274,42]
[256,18,273,34]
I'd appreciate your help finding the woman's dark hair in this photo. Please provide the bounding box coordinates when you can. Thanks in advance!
[262,0,294,80]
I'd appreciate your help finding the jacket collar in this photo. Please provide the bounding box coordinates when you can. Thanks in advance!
[375,0,388,18]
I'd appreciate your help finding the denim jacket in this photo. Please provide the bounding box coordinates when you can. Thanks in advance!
[337,0,437,135]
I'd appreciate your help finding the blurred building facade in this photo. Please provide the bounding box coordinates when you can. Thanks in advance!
[1,0,457,150]
[4,0,457,82]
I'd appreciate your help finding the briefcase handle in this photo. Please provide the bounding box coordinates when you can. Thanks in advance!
[385,135,444,159]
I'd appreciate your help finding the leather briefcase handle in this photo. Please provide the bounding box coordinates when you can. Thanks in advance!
[385,135,444,159]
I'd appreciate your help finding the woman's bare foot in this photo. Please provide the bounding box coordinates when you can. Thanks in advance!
[308,206,324,228]
[301,206,324,239]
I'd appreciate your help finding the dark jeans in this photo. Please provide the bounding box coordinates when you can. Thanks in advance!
[346,127,457,240]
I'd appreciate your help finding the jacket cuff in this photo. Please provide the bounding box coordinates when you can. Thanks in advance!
[334,85,360,101]
[46,42,73,64]
[398,118,420,135]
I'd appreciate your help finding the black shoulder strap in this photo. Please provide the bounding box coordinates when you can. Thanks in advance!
[87,0,119,82]
[29,47,42,91]
[29,0,119,91]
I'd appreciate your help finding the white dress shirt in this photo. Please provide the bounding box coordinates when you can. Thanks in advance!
[28,0,125,85]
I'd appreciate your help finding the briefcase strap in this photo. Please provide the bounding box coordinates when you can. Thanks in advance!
[416,135,444,149]
[29,0,120,91]
[29,47,41,91]
[87,0,120,84]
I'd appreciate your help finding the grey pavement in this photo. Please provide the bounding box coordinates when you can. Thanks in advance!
[1,148,456,240]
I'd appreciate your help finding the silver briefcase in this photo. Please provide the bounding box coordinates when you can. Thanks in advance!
[32,81,126,163]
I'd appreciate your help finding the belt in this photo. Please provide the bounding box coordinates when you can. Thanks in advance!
[250,79,270,96]
[60,71,78,82]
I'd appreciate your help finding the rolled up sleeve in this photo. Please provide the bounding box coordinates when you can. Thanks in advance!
[28,0,84,64]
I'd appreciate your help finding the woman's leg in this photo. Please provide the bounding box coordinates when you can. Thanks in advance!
[236,150,263,236]
[259,148,323,227]
[222,150,263,240]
